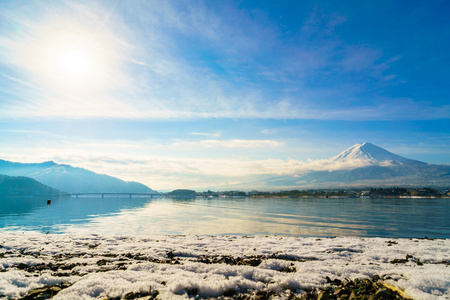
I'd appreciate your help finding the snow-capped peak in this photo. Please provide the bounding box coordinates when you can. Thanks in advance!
[330,142,423,166]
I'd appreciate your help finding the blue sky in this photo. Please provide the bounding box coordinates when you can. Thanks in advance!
[0,0,449,190]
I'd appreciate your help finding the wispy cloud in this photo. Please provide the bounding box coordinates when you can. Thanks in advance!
[427,136,450,140]
[0,1,447,121]
[261,129,277,135]
[173,139,283,149]
[191,132,221,137]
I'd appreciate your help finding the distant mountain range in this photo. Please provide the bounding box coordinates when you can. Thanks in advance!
[0,160,155,194]
[1,142,449,194]
[259,142,450,189]
[0,174,61,196]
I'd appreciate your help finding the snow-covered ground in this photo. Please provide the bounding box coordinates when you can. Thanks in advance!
[0,232,449,299]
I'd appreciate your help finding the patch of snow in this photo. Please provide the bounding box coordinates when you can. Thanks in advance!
[0,233,448,299]
[331,142,423,166]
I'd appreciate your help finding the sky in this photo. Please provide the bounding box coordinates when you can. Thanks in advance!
[0,0,449,191]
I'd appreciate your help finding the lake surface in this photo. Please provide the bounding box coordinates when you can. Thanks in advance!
[0,196,449,238]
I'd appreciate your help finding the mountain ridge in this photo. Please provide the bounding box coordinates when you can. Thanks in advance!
[254,142,450,190]
[0,159,155,194]
[330,142,425,166]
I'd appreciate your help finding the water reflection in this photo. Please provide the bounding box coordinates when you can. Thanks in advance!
[0,196,449,238]
[0,196,151,233]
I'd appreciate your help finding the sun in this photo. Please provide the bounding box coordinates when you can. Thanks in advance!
[31,27,114,92]
[57,48,92,79]
[6,7,126,117]
[9,14,123,99]
[46,33,102,88]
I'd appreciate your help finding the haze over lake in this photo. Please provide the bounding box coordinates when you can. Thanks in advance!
[1,196,448,238]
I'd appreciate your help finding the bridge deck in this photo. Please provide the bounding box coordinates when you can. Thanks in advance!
[70,193,160,198]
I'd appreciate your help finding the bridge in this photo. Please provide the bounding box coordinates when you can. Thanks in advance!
[70,193,161,198]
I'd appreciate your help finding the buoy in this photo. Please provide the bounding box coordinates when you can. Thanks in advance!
[47,199,51,205]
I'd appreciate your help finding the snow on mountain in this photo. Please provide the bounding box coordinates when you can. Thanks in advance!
[255,142,450,189]
[330,142,424,166]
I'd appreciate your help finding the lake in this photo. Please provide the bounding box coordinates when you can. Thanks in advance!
[0,196,449,238]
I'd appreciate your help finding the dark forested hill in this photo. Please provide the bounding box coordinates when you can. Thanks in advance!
[0,175,61,196]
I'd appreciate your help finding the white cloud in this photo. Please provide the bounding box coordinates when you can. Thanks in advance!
[191,132,221,137]
[261,129,277,135]
[173,139,283,149]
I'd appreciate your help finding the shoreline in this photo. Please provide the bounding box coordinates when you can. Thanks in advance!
[1,233,449,299]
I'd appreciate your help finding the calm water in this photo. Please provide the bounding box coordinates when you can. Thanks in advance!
[0,196,449,238]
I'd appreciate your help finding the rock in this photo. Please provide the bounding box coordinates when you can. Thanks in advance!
[88,243,100,249]
[186,287,199,296]
[19,286,62,300]
[368,289,397,300]
[123,286,159,300]
[96,259,109,266]
[123,291,150,299]
[246,258,262,266]
[166,251,175,259]
[371,275,381,282]
[326,276,342,285]
[279,265,297,273]
[252,290,278,300]
[254,290,268,299]
[16,263,29,271]
[223,288,237,297]
[390,255,411,264]
[333,288,350,298]
[317,291,331,300]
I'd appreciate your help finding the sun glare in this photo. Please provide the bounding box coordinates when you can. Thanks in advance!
[6,6,126,117]
[58,48,92,79]
[29,26,116,93]
[45,33,102,88]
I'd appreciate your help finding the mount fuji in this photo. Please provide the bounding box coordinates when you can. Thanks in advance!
[260,142,450,189]
[330,142,425,166]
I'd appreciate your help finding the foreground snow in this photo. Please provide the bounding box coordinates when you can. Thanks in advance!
[0,233,449,299]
